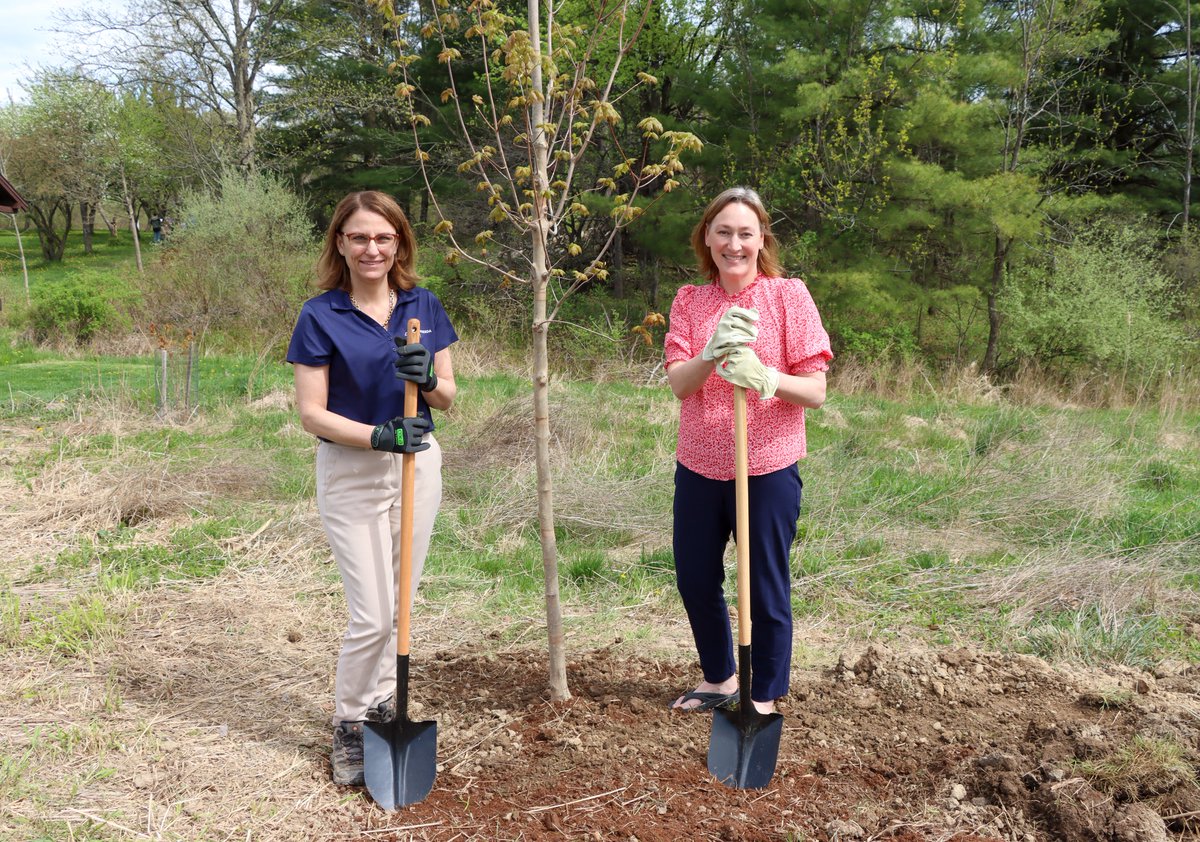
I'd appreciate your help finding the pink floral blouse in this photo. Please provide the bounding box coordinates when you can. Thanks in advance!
[664,275,833,480]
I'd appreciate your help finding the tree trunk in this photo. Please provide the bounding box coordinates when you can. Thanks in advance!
[122,169,144,274]
[649,255,661,312]
[30,199,73,261]
[982,234,1009,374]
[528,0,569,703]
[612,226,624,298]
[80,201,95,255]
[1186,0,1196,231]
[233,59,257,172]
[98,206,119,237]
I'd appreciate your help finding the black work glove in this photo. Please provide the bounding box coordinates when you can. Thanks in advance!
[394,341,438,392]
[370,416,433,453]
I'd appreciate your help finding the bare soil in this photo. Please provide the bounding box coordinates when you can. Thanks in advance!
[364,641,1200,842]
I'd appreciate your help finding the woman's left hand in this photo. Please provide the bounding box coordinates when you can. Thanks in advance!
[716,346,779,399]
[394,342,438,392]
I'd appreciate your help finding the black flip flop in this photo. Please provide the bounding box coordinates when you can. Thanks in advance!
[669,690,738,712]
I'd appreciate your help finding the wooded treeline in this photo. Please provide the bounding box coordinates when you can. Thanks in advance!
[2,0,1198,383]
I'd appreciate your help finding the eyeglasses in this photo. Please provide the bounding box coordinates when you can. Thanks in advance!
[340,231,400,251]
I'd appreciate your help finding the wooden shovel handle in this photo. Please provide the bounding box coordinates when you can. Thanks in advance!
[397,318,420,657]
[733,385,751,647]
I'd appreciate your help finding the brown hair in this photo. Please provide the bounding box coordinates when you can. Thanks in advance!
[316,191,418,291]
[690,186,783,283]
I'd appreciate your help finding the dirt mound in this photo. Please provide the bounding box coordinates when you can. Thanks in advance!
[299,641,1199,841]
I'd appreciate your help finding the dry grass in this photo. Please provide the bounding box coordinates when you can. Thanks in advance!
[972,544,1200,624]
[827,357,931,402]
[3,560,339,840]
[10,459,268,534]
[1006,360,1200,414]
[443,394,578,474]
[968,417,1125,532]
[0,504,502,841]
[440,386,677,545]
[829,356,1200,413]
[446,335,530,380]
[1076,735,1197,800]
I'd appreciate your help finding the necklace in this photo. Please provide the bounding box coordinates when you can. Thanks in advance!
[349,287,397,329]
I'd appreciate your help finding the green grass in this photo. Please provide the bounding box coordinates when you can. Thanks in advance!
[0,721,124,840]
[0,591,21,647]
[0,227,147,333]
[0,352,295,417]
[1021,607,1179,669]
[20,594,124,658]
[0,226,148,269]
[0,742,35,800]
[1075,734,1196,799]
[49,520,240,588]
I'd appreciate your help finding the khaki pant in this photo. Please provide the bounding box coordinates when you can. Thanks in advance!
[315,436,442,723]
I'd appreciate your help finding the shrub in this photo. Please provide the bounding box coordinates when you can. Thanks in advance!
[28,267,139,345]
[815,268,917,362]
[141,169,316,351]
[837,324,919,362]
[1003,222,1195,385]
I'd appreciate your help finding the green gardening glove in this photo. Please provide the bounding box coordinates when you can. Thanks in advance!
[716,346,780,399]
[702,306,759,361]
[370,416,433,453]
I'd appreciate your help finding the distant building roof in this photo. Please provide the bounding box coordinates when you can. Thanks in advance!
[0,172,28,213]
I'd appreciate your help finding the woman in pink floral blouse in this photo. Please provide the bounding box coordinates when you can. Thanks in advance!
[663,187,833,715]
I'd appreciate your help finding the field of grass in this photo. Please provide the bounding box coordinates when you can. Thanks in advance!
[2,338,1198,671]
[3,223,1199,667]
[0,224,148,280]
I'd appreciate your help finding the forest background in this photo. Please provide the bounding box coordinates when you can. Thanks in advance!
[0,0,1197,396]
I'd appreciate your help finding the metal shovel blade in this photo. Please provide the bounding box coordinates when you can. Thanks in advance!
[363,653,437,809]
[363,716,437,810]
[707,705,784,790]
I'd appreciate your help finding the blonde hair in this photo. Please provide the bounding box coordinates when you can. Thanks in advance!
[317,191,418,291]
[690,186,783,282]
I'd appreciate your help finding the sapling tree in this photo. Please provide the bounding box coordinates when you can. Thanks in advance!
[372,0,700,701]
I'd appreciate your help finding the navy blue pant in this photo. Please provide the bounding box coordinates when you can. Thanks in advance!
[673,462,802,702]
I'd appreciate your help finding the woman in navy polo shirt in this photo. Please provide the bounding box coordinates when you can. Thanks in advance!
[287,190,458,787]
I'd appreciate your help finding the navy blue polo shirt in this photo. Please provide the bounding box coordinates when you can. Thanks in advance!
[286,286,458,429]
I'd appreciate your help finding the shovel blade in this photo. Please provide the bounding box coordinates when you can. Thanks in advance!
[363,718,438,809]
[707,706,783,789]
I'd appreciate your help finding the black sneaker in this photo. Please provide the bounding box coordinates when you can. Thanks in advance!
[366,694,396,724]
[331,721,365,786]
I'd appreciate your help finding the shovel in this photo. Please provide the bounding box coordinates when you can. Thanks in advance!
[707,384,784,789]
[363,317,438,809]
